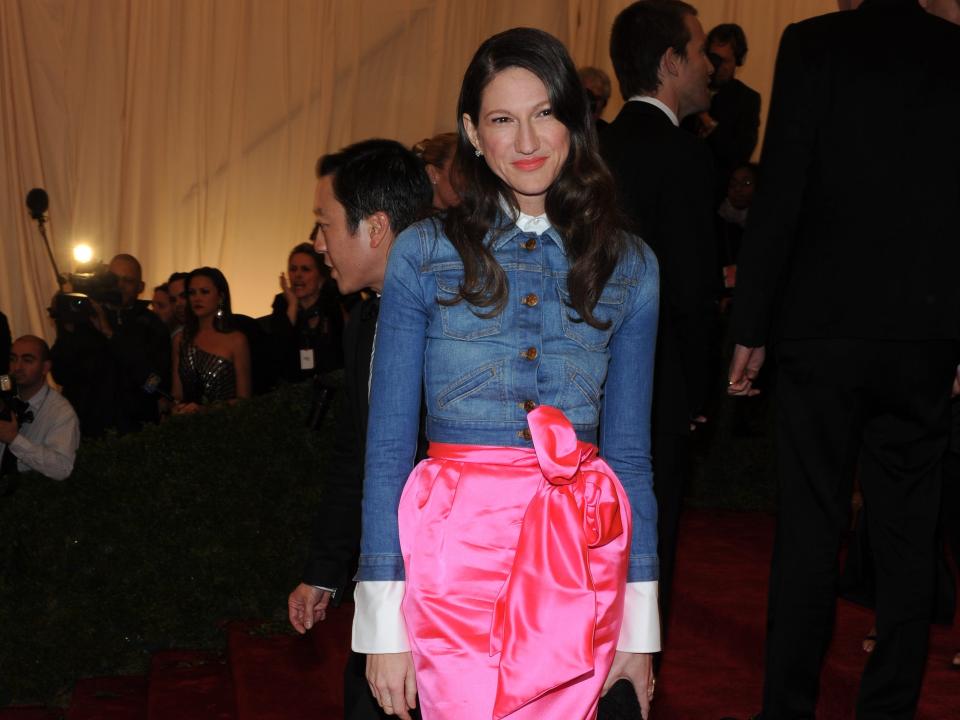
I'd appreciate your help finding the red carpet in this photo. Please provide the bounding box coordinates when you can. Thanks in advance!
[45,509,960,719]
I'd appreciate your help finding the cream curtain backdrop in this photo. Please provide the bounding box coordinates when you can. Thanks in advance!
[1,0,836,342]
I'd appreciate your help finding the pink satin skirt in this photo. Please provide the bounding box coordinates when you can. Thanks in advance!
[398,406,631,720]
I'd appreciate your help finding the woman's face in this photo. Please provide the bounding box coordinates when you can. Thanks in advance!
[188,275,222,319]
[288,252,323,305]
[429,156,461,210]
[151,289,174,326]
[463,66,570,216]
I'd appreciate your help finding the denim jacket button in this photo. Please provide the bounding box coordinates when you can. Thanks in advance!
[523,347,538,361]
[518,428,532,441]
[522,238,537,251]
[522,293,539,307]
[522,399,537,412]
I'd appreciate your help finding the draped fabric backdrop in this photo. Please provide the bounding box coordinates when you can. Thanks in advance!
[1,0,836,342]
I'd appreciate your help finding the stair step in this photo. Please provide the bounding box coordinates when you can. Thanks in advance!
[66,676,147,720]
[228,615,350,720]
[0,708,59,720]
[147,650,236,720]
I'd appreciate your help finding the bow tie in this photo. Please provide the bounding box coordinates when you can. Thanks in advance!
[19,410,34,425]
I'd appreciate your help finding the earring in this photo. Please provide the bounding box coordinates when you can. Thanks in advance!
[216,302,224,320]
[474,148,483,157]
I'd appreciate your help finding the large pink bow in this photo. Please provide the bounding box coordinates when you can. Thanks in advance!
[489,405,624,718]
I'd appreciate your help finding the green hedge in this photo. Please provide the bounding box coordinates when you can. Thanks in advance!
[0,381,334,705]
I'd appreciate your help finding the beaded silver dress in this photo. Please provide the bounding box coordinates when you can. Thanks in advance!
[178,342,237,405]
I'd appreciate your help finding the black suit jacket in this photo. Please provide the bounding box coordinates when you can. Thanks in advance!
[600,101,719,432]
[302,295,378,597]
[732,0,960,346]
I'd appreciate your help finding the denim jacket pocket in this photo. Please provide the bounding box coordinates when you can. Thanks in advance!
[437,275,504,340]
[556,279,627,351]
[437,360,503,409]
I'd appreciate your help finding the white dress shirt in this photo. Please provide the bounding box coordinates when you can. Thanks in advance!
[352,212,661,655]
[0,384,80,481]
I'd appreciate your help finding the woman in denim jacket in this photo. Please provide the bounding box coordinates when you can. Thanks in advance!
[355,28,661,720]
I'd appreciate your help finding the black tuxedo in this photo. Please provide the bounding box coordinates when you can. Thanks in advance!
[302,295,378,594]
[301,294,420,720]
[731,2,960,717]
[600,101,719,641]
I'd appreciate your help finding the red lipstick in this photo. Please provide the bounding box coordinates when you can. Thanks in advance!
[512,157,547,171]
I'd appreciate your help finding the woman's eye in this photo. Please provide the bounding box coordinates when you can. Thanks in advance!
[491,116,512,124]
[538,107,553,117]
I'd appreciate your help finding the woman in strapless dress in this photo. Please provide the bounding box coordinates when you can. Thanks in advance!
[172,266,251,413]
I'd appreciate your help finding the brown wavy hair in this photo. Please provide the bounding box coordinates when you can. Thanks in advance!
[446,27,630,328]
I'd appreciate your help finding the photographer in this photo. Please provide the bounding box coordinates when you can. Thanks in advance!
[0,336,79,481]
[50,253,171,436]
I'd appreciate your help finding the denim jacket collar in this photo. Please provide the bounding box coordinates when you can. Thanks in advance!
[490,202,567,255]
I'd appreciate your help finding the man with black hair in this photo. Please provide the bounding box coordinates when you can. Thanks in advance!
[287,138,432,720]
[1,336,79,481]
[682,23,761,192]
[600,0,719,657]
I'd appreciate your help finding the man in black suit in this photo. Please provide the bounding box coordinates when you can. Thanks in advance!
[683,24,761,195]
[287,139,432,720]
[600,0,718,649]
[727,2,960,717]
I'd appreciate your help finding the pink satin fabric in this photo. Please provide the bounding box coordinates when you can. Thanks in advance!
[398,406,631,720]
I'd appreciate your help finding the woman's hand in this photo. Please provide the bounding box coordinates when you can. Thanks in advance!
[366,652,417,719]
[280,272,299,325]
[602,651,654,719]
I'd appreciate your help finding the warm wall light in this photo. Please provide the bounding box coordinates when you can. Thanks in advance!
[73,243,94,265]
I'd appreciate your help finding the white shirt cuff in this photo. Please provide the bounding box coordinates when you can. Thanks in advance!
[351,580,410,653]
[617,581,661,653]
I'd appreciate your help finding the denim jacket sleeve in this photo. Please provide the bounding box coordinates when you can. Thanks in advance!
[355,227,426,581]
[602,245,660,582]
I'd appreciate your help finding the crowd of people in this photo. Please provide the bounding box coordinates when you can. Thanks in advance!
[2,0,960,719]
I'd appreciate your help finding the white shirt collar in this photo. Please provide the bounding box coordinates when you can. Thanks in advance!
[498,195,553,235]
[22,384,50,410]
[514,211,552,234]
[628,95,679,127]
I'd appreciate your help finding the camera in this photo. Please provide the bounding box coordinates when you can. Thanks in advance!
[0,374,28,423]
[50,265,122,321]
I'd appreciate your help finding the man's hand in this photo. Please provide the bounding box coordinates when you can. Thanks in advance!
[602,651,654,720]
[287,583,331,634]
[88,299,113,339]
[0,415,19,445]
[727,344,766,397]
[367,652,417,719]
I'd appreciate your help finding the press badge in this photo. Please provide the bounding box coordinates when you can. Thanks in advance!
[300,349,315,370]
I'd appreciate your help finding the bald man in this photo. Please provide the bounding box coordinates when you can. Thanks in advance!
[51,253,171,436]
[0,336,79,480]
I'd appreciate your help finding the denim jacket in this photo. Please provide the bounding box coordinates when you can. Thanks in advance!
[357,214,660,584]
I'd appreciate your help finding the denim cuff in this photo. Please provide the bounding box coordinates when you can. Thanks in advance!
[627,554,659,583]
[354,553,406,582]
